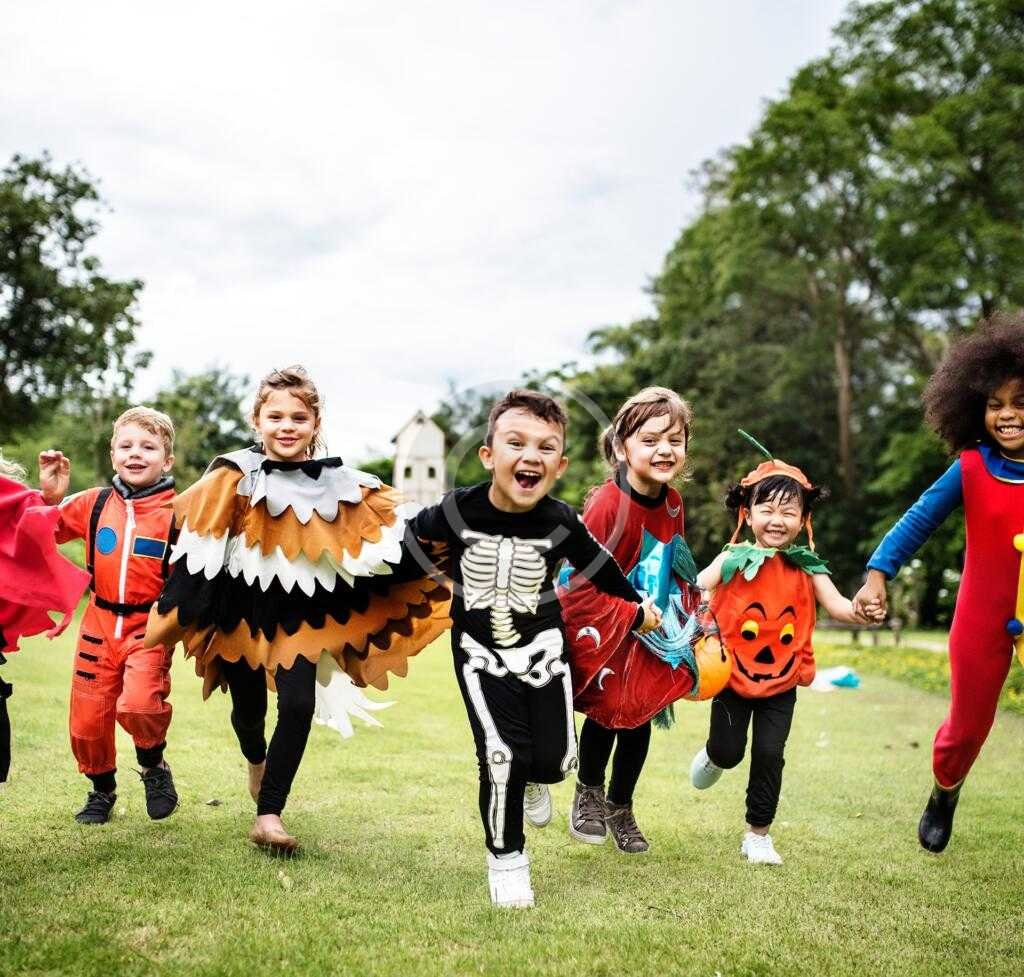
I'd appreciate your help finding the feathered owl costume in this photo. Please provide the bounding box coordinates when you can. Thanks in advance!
[145,448,451,728]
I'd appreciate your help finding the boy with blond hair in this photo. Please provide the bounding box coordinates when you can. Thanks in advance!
[39,406,180,824]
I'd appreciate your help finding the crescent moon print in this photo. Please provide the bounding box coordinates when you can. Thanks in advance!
[596,667,615,690]
[576,626,601,645]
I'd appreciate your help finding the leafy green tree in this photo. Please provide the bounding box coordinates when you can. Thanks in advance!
[353,457,394,483]
[0,153,144,441]
[152,367,251,486]
[838,0,1024,327]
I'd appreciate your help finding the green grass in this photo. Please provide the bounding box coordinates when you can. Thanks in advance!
[817,631,1024,715]
[2,626,1023,977]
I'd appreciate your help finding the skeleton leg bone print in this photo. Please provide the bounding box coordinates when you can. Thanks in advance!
[458,629,578,853]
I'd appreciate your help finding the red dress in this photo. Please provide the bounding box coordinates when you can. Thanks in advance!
[0,476,89,652]
[558,475,698,728]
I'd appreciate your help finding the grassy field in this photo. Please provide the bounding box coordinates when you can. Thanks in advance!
[2,627,1023,977]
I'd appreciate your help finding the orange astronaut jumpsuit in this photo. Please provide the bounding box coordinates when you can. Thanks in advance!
[56,478,176,776]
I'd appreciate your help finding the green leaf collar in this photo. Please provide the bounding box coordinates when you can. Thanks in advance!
[719,543,830,584]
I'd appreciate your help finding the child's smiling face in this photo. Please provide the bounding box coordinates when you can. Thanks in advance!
[615,414,687,493]
[110,422,174,489]
[746,490,804,549]
[985,378,1024,458]
[255,388,319,461]
[479,408,568,512]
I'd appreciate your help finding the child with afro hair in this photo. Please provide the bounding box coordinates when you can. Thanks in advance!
[855,312,1024,853]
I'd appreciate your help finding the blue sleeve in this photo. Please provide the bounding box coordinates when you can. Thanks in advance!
[866,460,963,578]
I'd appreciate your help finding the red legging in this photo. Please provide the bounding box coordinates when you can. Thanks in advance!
[933,616,1014,789]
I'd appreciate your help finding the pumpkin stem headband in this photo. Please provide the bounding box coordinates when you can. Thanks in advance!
[731,430,816,550]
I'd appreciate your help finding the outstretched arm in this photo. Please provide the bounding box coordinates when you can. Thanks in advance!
[38,450,71,506]
[696,551,727,593]
[563,510,662,633]
[815,573,883,624]
[854,460,963,619]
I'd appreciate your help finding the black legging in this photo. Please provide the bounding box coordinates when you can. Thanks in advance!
[577,717,652,806]
[221,656,317,817]
[705,685,796,828]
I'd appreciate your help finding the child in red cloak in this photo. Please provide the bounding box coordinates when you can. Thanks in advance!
[690,441,881,865]
[557,388,725,854]
[853,313,1024,854]
[0,455,91,783]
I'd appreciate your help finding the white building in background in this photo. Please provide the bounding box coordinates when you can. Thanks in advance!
[392,410,446,505]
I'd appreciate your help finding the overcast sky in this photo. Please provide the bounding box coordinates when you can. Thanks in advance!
[3,0,848,461]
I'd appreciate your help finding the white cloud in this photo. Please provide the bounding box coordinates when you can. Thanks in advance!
[2,0,846,462]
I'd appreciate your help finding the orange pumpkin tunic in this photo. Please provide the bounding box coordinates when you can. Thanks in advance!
[710,551,817,698]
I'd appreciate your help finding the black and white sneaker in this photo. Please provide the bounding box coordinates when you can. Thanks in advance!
[75,790,116,825]
[139,763,179,820]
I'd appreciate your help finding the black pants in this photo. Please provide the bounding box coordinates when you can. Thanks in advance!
[577,717,652,806]
[706,685,796,828]
[454,630,577,856]
[222,656,317,817]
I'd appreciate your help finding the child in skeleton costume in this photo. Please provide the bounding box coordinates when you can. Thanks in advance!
[405,390,660,909]
[0,457,91,783]
[559,388,728,854]
[853,315,1024,854]
[690,435,881,866]
[146,367,450,855]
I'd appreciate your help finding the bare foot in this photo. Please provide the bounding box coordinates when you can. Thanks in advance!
[248,760,265,803]
[249,813,299,855]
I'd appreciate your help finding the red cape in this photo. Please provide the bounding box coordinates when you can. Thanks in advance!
[0,476,90,652]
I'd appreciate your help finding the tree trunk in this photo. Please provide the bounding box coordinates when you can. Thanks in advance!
[833,321,855,497]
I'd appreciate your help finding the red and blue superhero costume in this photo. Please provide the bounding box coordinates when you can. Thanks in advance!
[55,476,177,777]
[868,443,1024,788]
[0,475,90,782]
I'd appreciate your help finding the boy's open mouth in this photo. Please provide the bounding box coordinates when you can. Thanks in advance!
[514,471,542,489]
[996,424,1024,437]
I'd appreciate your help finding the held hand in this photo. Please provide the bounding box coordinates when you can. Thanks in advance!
[38,450,71,505]
[852,570,887,621]
[637,599,662,634]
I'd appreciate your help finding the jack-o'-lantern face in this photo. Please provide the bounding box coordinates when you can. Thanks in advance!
[687,632,732,701]
[733,600,799,684]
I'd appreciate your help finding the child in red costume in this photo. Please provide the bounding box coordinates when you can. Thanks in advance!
[38,407,179,825]
[0,457,91,783]
[559,388,725,854]
[690,440,880,865]
[854,314,1024,853]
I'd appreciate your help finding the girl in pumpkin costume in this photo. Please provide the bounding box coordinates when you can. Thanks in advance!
[145,367,450,854]
[690,436,881,865]
[558,388,727,854]
[853,315,1024,854]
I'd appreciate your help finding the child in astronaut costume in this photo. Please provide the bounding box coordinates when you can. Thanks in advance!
[37,408,181,825]
[407,390,659,908]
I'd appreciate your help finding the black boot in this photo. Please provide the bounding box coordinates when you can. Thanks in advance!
[75,790,117,825]
[918,780,962,853]
[139,763,179,820]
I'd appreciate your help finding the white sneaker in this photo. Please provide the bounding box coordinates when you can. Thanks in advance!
[740,831,783,865]
[523,782,552,828]
[487,851,535,908]
[689,747,723,790]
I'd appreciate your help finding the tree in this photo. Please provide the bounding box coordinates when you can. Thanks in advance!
[0,154,144,441]
[151,367,251,486]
